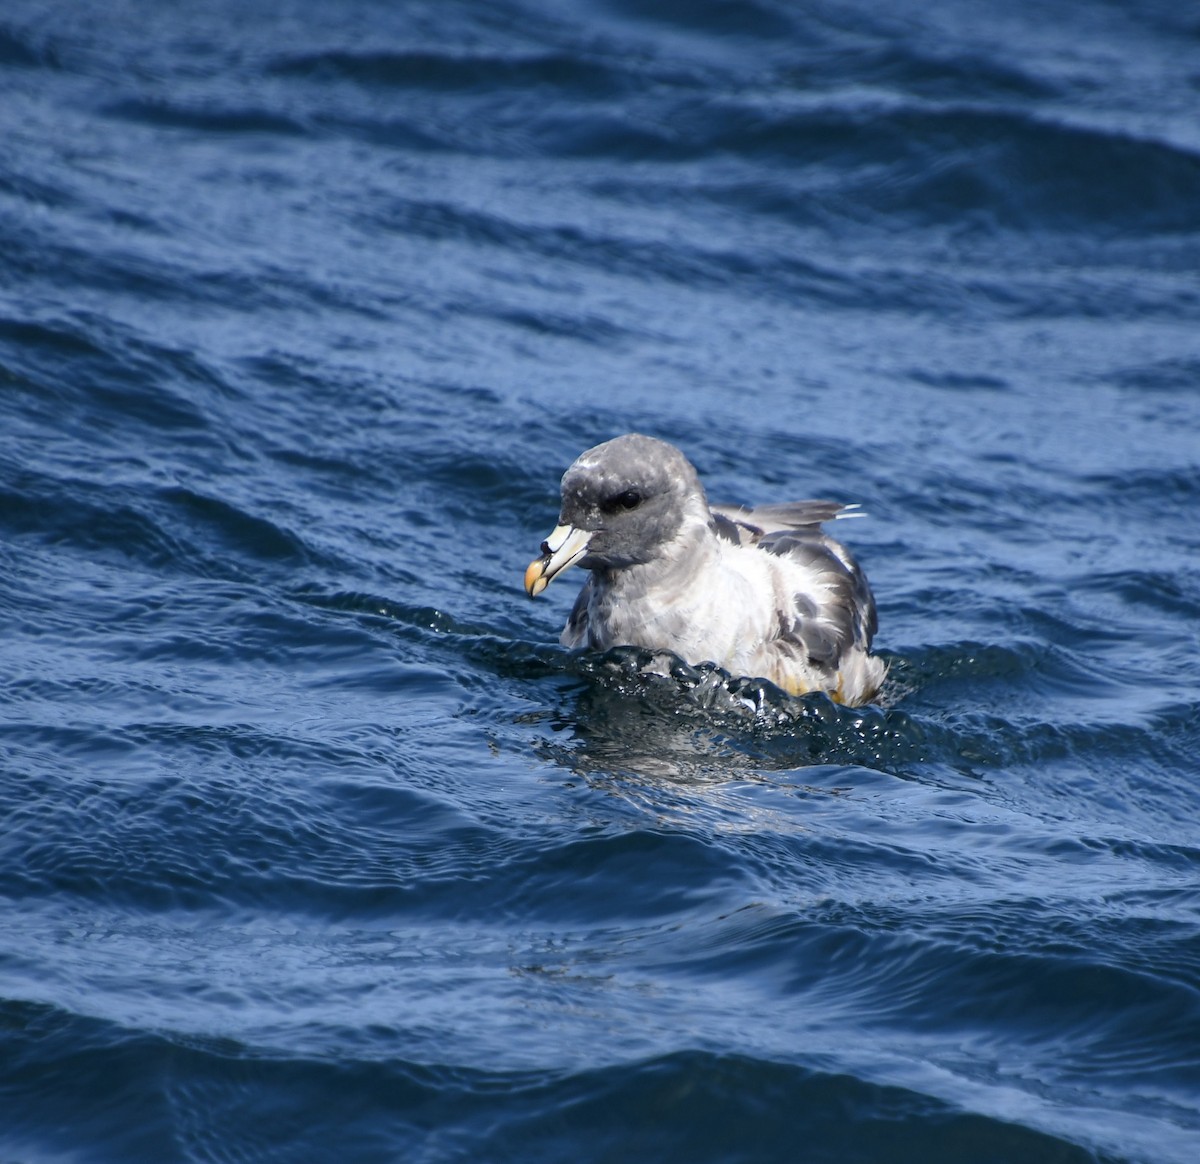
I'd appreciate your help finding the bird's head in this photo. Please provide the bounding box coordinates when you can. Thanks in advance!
[524,433,708,596]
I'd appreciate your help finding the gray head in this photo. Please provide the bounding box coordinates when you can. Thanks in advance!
[524,434,709,595]
[561,434,709,566]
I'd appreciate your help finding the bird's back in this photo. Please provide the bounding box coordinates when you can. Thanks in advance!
[566,498,885,704]
[711,500,884,702]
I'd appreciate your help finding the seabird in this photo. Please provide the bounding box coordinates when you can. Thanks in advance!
[523,433,886,706]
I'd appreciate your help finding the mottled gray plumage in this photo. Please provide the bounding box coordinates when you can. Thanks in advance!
[524,434,886,705]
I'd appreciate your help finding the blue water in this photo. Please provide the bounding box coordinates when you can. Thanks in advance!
[2,1,1199,1160]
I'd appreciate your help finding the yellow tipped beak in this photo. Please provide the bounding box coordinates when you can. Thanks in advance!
[524,557,550,598]
[524,523,592,597]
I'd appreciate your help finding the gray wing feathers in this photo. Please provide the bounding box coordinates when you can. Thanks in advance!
[709,500,859,545]
[711,498,878,666]
[762,531,880,671]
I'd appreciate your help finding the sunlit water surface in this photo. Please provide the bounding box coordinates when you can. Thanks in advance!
[1,1,1199,1161]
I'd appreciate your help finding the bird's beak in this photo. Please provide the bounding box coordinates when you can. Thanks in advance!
[524,523,592,597]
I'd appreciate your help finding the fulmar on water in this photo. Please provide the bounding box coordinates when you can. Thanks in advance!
[524,434,886,707]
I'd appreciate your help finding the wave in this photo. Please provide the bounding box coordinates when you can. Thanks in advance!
[0,994,1172,1163]
[269,48,634,99]
[101,98,308,138]
[0,21,60,69]
[0,468,324,581]
[251,30,1200,239]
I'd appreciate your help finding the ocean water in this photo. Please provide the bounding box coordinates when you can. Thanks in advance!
[2,1,1199,1160]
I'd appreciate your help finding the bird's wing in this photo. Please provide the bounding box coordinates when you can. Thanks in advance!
[711,500,879,660]
[708,500,861,546]
[764,532,880,665]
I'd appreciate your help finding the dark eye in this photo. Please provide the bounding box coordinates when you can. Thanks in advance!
[602,488,643,513]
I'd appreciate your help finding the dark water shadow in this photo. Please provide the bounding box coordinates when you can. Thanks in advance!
[478,642,945,785]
